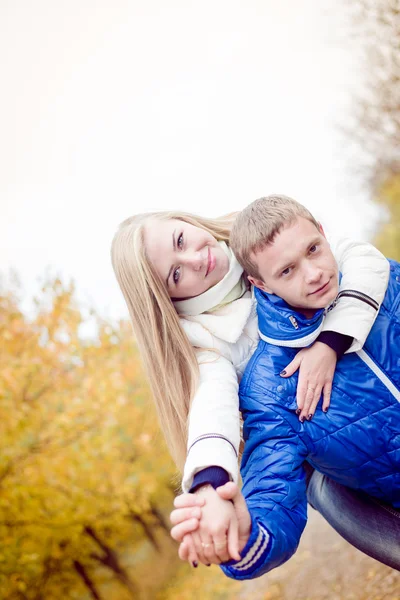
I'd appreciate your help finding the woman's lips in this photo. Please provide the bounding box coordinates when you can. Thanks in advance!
[206,247,216,276]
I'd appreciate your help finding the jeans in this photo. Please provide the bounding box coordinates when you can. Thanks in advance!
[307,470,400,571]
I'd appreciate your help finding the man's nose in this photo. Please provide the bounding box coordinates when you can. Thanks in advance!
[304,264,323,284]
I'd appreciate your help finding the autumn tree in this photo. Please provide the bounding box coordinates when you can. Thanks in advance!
[0,277,176,599]
[342,0,400,255]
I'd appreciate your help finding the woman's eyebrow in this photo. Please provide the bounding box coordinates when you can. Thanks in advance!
[166,229,177,287]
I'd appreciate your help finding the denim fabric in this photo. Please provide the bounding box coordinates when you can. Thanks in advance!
[307,470,400,571]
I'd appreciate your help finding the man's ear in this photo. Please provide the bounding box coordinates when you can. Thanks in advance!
[247,275,273,294]
[318,222,326,238]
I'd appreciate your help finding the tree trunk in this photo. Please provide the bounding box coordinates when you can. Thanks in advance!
[74,560,102,600]
[149,503,170,533]
[85,526,140,599]
[130,512,161,552]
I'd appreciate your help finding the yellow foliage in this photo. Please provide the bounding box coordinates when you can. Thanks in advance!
[373,173,400,260]
[0,278,176,598]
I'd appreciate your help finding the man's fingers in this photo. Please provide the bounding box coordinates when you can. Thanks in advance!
[170,507,201,525]
[227,517,241,561]
[281,356,301,378]
[215,482,239,501]
[174,494,205,509]
[322,384,332,412]
[170,518,199,542]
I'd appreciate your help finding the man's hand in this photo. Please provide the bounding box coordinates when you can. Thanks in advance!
[281,341,337,420]
[170,485,241,566]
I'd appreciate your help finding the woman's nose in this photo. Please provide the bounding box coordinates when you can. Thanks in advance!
[181,250,204,271]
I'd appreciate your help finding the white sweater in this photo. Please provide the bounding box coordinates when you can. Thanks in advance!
[181,237,390,492]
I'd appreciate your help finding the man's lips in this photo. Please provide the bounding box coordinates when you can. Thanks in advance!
[309,281,330,295]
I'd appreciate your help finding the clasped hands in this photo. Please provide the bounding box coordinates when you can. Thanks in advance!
[169,482,251,566]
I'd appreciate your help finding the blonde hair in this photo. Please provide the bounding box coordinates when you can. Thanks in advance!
[230,195,319,279]
[111,210,236,471]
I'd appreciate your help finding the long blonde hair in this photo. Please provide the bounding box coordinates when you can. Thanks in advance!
[111,211,236,471]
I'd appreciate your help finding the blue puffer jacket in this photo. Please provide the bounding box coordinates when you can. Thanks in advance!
[222,260,400,581]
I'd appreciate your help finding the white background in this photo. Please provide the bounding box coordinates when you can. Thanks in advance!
[0,0,379,321]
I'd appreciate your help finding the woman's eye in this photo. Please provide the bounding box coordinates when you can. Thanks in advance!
[173,267,181,284]
[309,244,318,253]
[281,267,292,277]
[177,233,184,249]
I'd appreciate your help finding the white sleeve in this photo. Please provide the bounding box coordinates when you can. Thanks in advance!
[181,350,241,493]
[325,236,389,352]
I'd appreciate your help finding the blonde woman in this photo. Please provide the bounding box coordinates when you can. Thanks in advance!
[111,208,389,566]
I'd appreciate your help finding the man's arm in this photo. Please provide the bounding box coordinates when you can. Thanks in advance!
[222,396,308,580]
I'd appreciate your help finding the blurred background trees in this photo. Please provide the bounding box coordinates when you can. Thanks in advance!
[344,0,400,258]
[0,278,176,599]
[1,0,400,598]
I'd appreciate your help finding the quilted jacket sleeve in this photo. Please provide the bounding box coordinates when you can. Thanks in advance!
[324,236,389,352]
[222,396,308,580]
[181,350,241,492]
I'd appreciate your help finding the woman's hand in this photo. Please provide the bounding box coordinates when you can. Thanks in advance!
[170,483,250,566]
[280,341,337,421]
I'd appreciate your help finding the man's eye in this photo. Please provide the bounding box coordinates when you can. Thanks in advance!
[309,244,318,253]
[173,267,181,284]
[281,267,291,277]
[177,233,184,249]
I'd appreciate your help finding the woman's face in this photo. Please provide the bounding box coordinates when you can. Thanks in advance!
[144,218,230,299]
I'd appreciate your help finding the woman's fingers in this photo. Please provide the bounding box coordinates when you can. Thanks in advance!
[179,534,199,567]
[322,384,332,412]
[170,518,200,542]
[280,355,301,378]
[300,384,322,420]
[174,493,205,509]
[170,507,201,525]
[190,530,209,565]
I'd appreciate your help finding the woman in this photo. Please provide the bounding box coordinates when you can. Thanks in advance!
[111,208,397,569]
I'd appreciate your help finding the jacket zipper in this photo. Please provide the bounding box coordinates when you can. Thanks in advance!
[357,348,400,403]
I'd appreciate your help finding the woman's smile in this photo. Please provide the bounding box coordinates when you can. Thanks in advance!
[144,218,229,299]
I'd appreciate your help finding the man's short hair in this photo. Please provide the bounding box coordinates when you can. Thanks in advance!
[230,195,319,279]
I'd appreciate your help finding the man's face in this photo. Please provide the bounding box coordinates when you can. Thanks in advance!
[249,217,339,316]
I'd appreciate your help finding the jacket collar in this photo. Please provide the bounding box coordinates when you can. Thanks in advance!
[255,287,325,348]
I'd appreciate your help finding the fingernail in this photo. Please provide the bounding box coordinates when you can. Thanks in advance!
[307,414,313,421]
[323,407,329,413]
[192,561,198,568]
[295,408,301,416]
[206,563,211,567]
[280,370,287,376]
[300,416,304,423]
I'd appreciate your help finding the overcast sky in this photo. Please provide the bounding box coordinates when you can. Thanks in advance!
[0,0,379,322]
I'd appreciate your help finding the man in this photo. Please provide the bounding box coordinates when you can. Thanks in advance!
[172,195,400,577]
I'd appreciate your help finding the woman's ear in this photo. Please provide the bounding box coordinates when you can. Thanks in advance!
[247,275,272,294]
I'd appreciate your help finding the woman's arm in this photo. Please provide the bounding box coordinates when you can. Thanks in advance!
[182,350,241,493]
[324,236,389,351]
